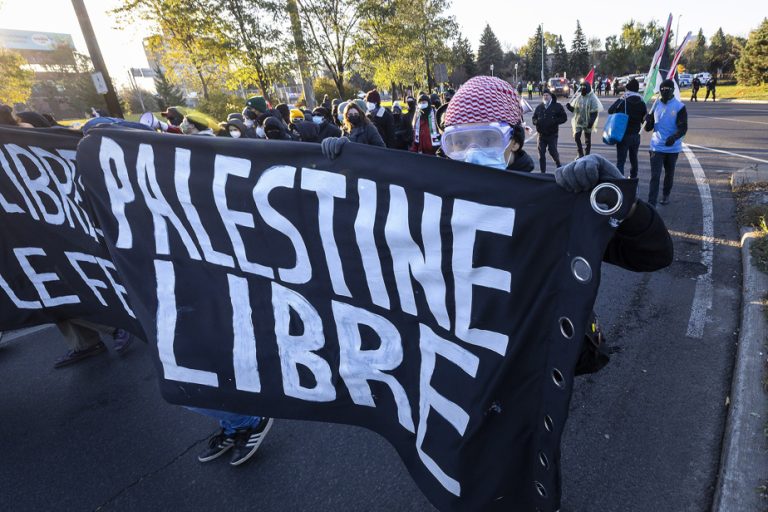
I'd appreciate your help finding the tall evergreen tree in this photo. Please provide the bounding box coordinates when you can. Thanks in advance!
[476,24,504,76]
[570,20,589,77]
[708,28,729,74]
[736,18,768,85]
[449,35,477,84]
[552,35,569,77]
[686,29,707,73]
[527,24,548,81]
[153,65,185,109]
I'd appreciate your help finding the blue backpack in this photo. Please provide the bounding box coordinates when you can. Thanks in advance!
[602,99,628,145]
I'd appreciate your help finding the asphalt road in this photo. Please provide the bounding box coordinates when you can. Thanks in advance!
[1,98,765,512]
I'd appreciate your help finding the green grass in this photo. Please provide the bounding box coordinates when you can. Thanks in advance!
[751,216,768,274]
[711,84,768,101]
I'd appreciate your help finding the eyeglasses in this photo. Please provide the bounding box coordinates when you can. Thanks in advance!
[441,123,512,161]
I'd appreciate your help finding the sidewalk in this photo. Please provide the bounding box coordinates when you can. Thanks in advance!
[712,170,768,511]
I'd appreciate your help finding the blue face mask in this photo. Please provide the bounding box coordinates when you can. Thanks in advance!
[463,148,507,169]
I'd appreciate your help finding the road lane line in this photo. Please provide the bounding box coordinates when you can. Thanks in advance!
[683,144,714,339]
[1,324,52,342]
[689,115,768,126]
[684,143,768,164]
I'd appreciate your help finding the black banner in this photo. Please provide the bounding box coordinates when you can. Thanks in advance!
[0,126,140,334]
[2,123,637,511]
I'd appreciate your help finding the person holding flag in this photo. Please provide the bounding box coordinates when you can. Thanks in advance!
[644,78,688,206]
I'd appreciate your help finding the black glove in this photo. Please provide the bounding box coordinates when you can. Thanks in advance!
[665,135,676,146]
[321,136,348,160]
[555,154,624,193]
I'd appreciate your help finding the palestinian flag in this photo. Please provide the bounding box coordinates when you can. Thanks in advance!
[643,14,674,103]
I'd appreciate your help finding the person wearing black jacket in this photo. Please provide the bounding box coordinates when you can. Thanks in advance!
[691,77,701,102]
[506,123,535,172]
[704,76,717,102]
[531,89,567,172]
[608,78,648,178]
[365,89,396,147]
[311,107,342,142]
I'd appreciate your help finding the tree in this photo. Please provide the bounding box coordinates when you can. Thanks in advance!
[736,18,768,85]
[120,86,159,114]
[153,65,185,109]
[298,0,360,97]
[707,28,741,75]
[449,35,477,84]
[0,49,33,106]
[685,29,707,73]
[217,0,291,104]
[570,20,589,77]
[476,24,504,77]
[552,35,568,77]
[112,0,231,101]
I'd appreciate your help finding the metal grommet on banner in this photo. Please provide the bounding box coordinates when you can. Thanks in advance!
[590,182,623,216]
[571,257,592,283]
[534,481,548,498]
[538,451,550,470]
[559,317,574,339]
[552,368,565,388]
[544,415,553,432]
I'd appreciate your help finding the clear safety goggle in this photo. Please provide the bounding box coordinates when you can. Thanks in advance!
[441,123,513,160]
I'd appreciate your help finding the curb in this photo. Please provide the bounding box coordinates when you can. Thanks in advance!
[711,228,768,512]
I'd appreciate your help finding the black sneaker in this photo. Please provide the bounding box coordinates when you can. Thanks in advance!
[53,341,107,368]
[230,417,273,466]
[660,195,670,205]
[198,429,235,462]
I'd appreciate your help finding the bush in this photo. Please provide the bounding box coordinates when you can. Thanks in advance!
[196,92,242,122]
[313,76,340,103]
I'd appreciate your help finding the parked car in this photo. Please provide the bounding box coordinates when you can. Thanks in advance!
[678,73,692,88]
[547,77,571,97]
[695,72,712,83]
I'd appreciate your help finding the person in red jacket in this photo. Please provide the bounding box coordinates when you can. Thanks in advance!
[410,93,441,155]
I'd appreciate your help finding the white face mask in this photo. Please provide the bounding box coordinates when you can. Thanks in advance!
[244,119,254,128]
[463,148,507,169]
[419,102,429,110]
[312,116,324,124]
[180,119,195,135]
[255,126,265,138]
[366,102,376,112]
[229,129,242,139]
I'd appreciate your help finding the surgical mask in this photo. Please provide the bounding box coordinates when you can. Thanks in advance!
[347,114,361,126]
[256,126,266,138]
[180,119,194,134]
[463,148,507,170]
[312,116,324,124]
[229,128,242,138]
[244,119,254,128]
[419,102,429,110]
[366,102,376,111]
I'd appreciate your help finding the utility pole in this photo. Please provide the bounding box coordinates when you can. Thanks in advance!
[540,23,545,84]
[71,0,124,117]
[286,0,315,108]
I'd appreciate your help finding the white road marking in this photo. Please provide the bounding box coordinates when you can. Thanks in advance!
[684,143,768,164]
[683,144,714,339]
[689,115,768,126]
[1,324,52,342]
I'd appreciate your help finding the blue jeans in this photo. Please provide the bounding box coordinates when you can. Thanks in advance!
[187,407,261,435]
[616,133,640,178]
[648,151,679,205]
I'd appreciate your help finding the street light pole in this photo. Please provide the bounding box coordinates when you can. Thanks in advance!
[71,0,123,118]
[540,23,545,85]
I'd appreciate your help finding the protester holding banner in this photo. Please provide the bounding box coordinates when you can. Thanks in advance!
[566,82,602,158]
[608,78,648,178]
[644,78,688,206]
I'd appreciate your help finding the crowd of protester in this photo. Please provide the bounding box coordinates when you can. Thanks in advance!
[0,74,683,468]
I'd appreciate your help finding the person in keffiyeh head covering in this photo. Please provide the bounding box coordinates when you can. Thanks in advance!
[440,75,534,172]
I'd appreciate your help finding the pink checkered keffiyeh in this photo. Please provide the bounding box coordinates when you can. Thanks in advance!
[444,76,522,127]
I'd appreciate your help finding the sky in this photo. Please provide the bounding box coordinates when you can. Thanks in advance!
[0,0,764,87]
